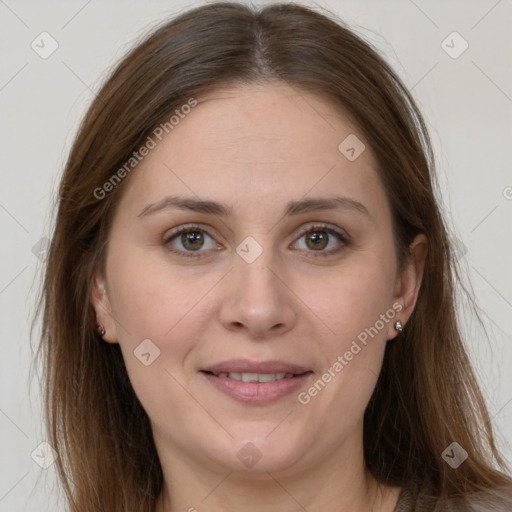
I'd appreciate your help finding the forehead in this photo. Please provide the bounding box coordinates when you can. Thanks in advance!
[116,82,388,220]
[169,82,366,163]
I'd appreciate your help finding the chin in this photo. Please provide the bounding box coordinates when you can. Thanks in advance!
[207,431,309,476]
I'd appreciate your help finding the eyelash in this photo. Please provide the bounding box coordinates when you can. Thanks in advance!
[163,223,350,259]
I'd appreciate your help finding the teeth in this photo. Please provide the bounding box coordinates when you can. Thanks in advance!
[258,373,277,383]
[213,372,296,382]
[242,372,258,382]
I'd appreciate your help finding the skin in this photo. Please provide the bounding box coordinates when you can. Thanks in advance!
[91,82,427,512]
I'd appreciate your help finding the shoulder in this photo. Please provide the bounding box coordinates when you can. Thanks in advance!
[463,484,512,511]
[394,479,512,512]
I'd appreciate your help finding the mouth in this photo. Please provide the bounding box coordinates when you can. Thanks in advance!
[199,360,314,404]
[201,370,311,382]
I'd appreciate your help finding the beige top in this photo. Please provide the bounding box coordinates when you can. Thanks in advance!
[392,479,512,512]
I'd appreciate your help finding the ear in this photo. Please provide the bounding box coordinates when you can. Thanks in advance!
[387,233,428,340]
[90,273,119,344]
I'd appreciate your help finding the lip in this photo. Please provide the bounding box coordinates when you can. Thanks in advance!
[201,359,312,374]
[201,371,313,404]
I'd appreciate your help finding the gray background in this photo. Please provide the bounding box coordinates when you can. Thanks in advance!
[0,1,511,510]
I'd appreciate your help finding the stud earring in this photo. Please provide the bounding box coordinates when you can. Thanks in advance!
[97,324,106,337]
[394,320,404,332]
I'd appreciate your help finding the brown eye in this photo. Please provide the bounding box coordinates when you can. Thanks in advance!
[304,230,329,251]
[165,225,219,257]
[180,230,205,251]
[293,224,349,257]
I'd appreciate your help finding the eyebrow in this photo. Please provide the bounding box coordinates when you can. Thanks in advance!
[137,194,370,219]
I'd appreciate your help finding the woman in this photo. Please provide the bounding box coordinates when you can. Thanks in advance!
[34,2,512,511]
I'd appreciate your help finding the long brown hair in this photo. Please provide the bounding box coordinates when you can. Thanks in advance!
[32,2,512,510]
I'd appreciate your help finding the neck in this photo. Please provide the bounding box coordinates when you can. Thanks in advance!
[152,429,400,512]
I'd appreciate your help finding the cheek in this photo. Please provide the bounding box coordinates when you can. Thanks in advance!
[107,239,210,338]
[103,246,184,384]
[310,253,396,343]
[105,247,209,421]
[296,252,395,419]
[105,242,222,392]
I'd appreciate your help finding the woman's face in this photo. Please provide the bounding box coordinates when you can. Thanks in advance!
[92,82,425,478]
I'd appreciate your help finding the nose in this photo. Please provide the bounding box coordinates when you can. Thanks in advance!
[218,253,298,339]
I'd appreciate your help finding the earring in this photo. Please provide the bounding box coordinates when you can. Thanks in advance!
[97,324,106,337]
[394,320,404,332]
